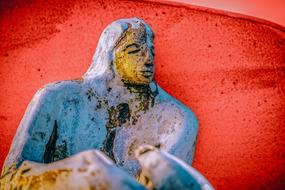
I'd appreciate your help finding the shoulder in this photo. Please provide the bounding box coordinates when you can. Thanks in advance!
[35,80,83,101]
[24,80,84,114]
[39,79,82,94]
[156,86,198,129]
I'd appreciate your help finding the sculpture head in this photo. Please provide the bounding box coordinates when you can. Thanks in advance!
[84,18,155,85]
[113,22,155,85]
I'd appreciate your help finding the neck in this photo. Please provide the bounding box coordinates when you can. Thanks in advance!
[123,82,158,100]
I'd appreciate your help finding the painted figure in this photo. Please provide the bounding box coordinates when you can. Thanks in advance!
[0,18,207,189]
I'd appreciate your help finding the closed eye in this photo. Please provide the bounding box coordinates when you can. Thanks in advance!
[128,49,140,54]
[125,43,141,54]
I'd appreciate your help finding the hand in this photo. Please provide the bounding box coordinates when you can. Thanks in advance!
[135,145,214,190]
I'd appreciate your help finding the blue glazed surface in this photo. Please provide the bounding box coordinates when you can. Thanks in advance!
[4,18,198,177]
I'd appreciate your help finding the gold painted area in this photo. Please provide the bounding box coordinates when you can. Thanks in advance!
[114,25,154,85]
[137,169,154,190]
[0,164,72,190]
[0,160,114,190]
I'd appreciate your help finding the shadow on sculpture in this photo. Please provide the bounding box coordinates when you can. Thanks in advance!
[0,17,213,189]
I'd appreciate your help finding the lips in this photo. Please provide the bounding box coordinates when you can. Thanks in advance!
[141,70,153,77]
[141,70,153,73]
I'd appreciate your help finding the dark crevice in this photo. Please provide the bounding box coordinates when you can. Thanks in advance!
[102,128,117,163]
[43,120,58,163]
[102,103,131,163]
[117,103,131,124]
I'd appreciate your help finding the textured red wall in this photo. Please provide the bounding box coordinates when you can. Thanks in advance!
[170,0,285,26]
[0,0,284,189]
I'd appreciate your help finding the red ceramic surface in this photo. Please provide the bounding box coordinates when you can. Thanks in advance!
[0,0,284,189]
[168,0,285,26]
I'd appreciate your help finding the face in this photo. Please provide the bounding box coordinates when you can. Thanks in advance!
[114,25,154,85]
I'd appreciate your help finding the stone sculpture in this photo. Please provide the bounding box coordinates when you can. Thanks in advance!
[1,18,212,189]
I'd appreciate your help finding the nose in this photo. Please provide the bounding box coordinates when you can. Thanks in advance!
[144,49,154,67]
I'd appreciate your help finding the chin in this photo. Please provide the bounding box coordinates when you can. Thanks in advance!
[134,79,152,85]
[141,77,153,84]
[125,75,153,85]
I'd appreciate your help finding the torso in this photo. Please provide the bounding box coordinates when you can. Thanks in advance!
[16,81,197,177]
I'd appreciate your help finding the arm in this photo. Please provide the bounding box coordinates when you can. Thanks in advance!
[174,109,199,165]
[1,150,146,190]
[1,85,58,175]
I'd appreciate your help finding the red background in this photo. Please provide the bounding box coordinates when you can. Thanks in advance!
[0,0,284,189]
[171,0,285,26]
